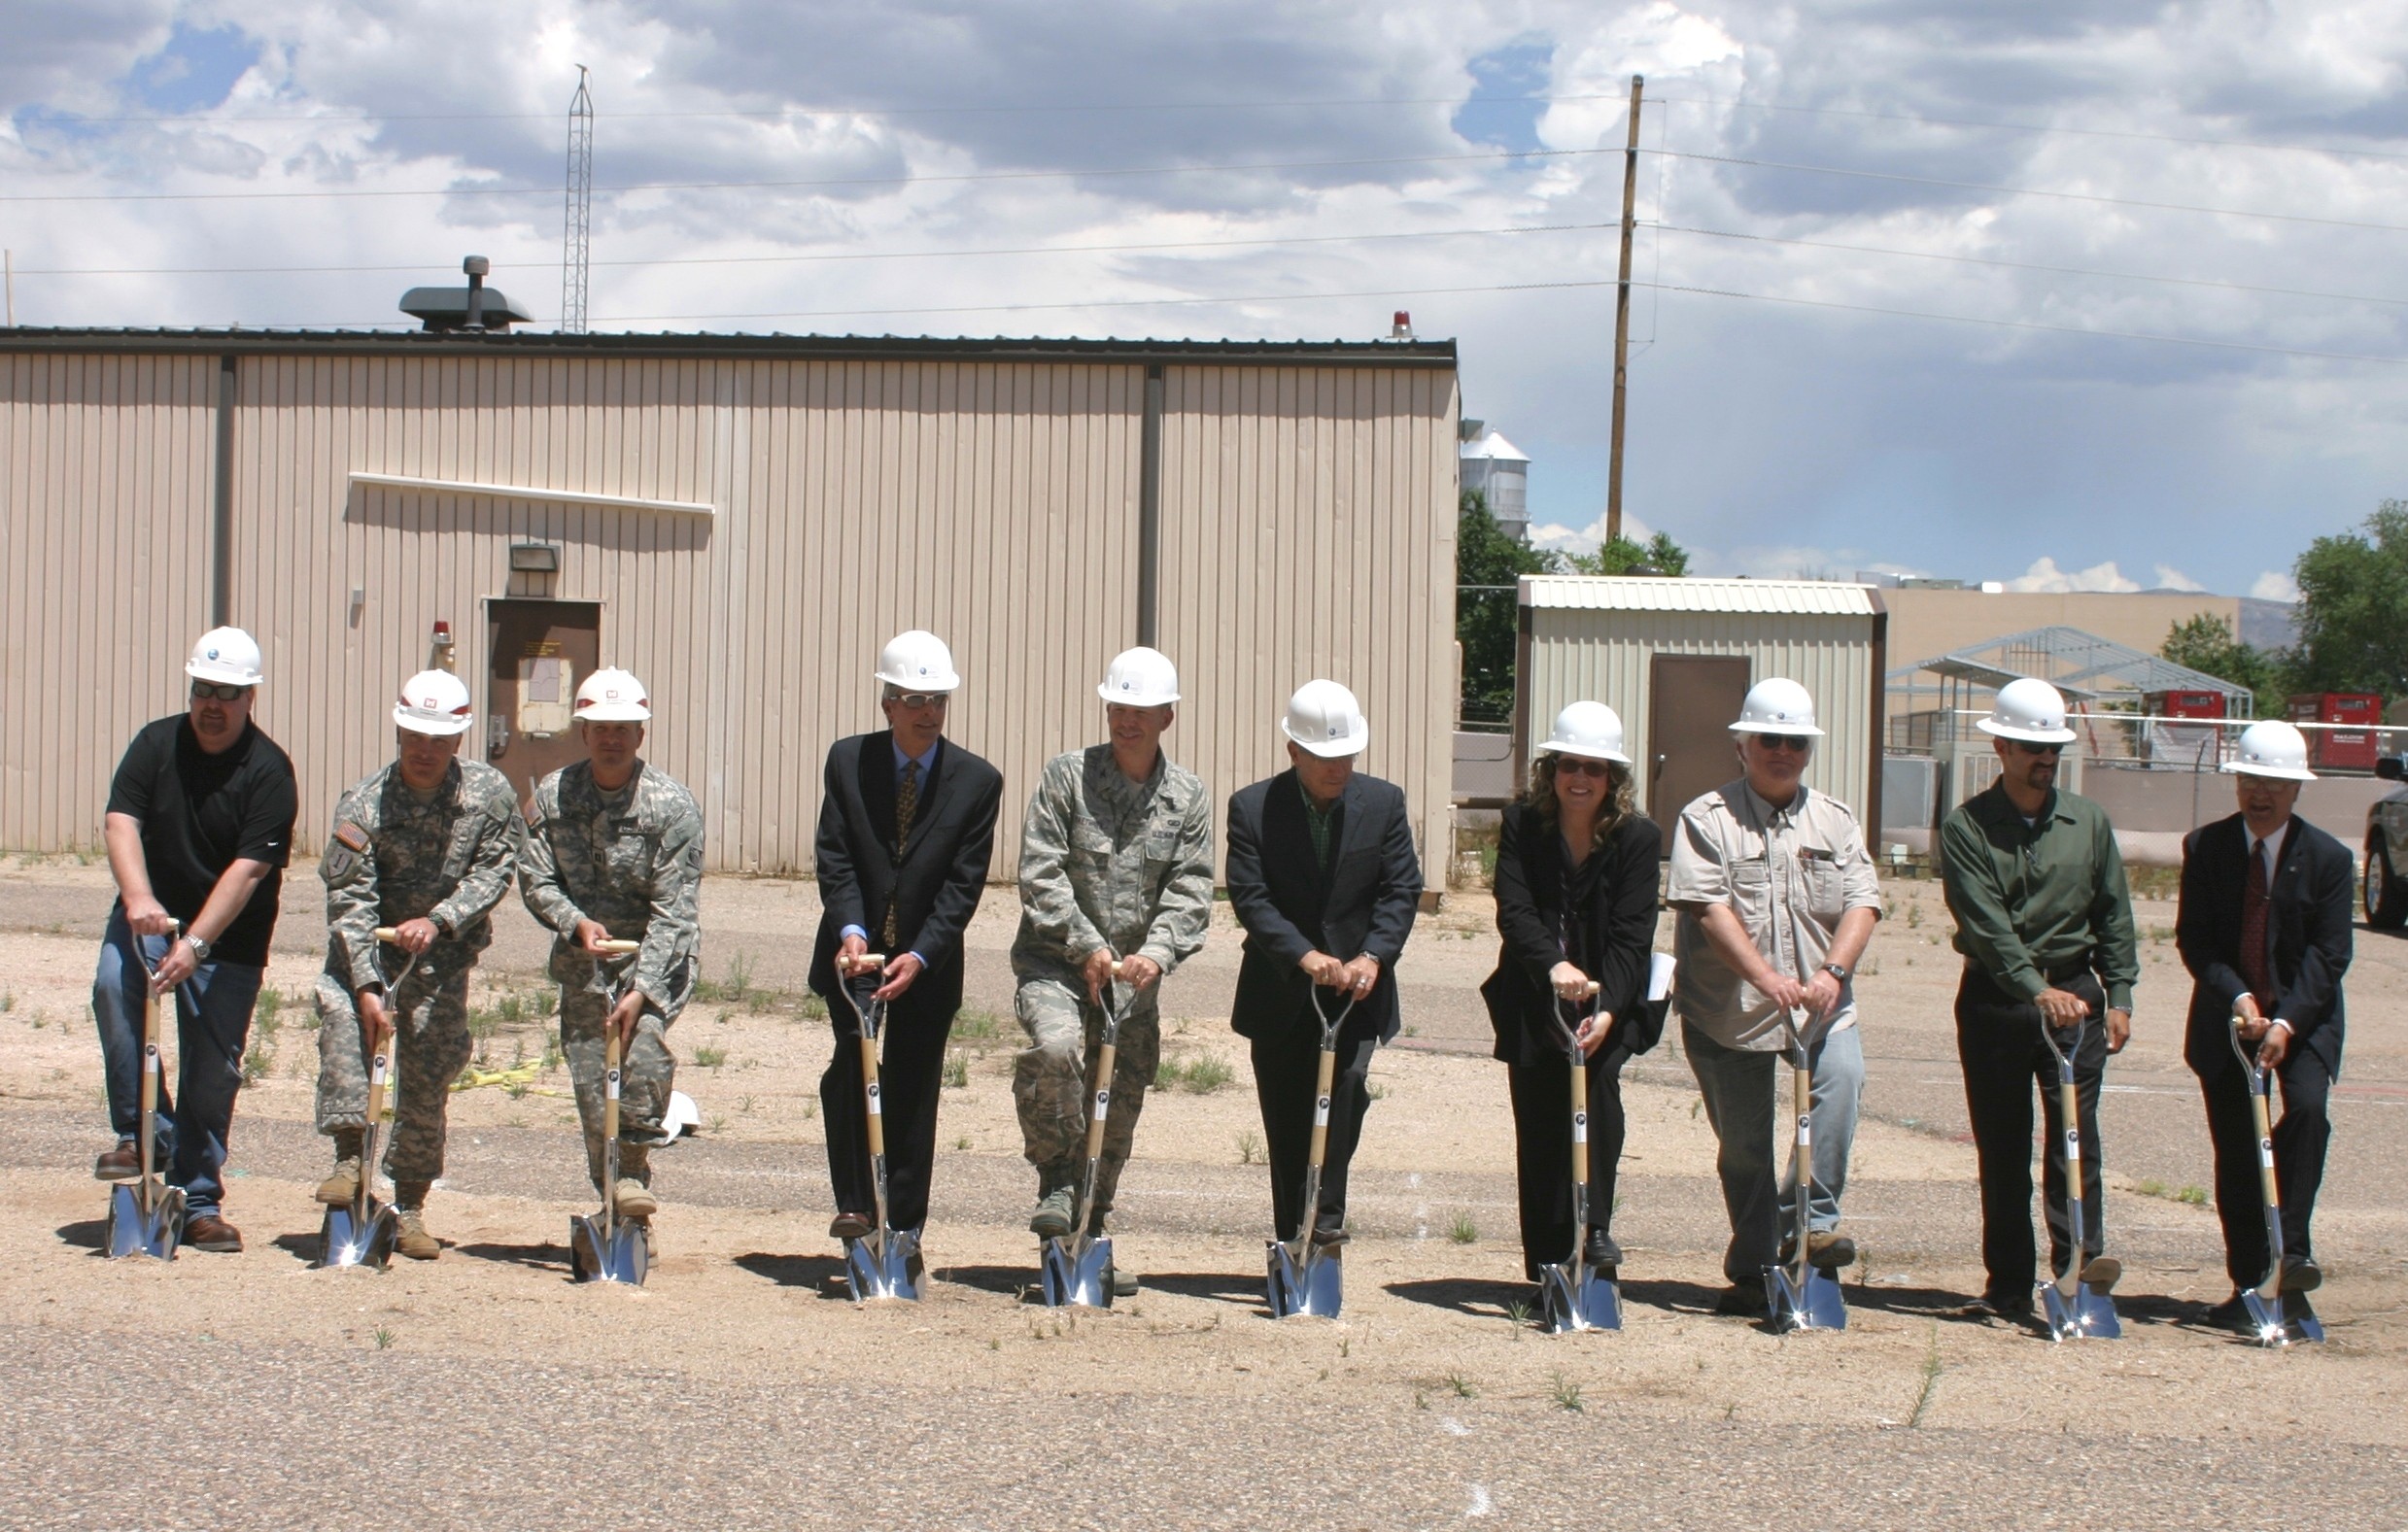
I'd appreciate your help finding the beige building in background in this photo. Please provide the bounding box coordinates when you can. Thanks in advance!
[1879,586,2242,671]
[1,330,1461,884]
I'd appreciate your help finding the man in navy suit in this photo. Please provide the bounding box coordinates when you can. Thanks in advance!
[1224,680,1423,1247]
[2176,720,2354,1328]
[808,630,1003,1244]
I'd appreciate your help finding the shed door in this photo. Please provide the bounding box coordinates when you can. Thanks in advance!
[1647,655,1752,849]
[486,600,602,807]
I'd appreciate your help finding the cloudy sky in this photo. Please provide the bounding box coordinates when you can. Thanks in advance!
[8,1,2406,598]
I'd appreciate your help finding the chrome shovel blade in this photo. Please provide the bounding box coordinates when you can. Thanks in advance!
[1039,1235,1113,1309]
[104,1181,184,1262]
[1266,1240,1342,1318]
[2039,1279,2121,1342]
[1766,1264,1847,1333]
[1539,1263,1622,1333]
[843,1230,920,1302]
[568,1213,648,1286]
[2240,1289,2322,1345]
[317,1201,396,1271]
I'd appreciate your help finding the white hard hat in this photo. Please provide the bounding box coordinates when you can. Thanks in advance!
[875,630,961,693]
[2221,720,2317,783]
[1731,677,1824,737]
[1098,646,1180,707]
[1538,700,1632,765]
[574,666,652,723]
[1978,677,2078,745]
[1281,679,1369,758]
[185,627,264,687]
[393,669,474,737]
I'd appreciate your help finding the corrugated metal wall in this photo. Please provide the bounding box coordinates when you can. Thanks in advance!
[0,353,217,848]
[4,346,1457,881]
[1525,609,1879,822]
[1158,365,1459,881]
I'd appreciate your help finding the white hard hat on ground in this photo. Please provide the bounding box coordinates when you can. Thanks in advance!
[393,669,474,736]
[1538,700,1632,765]
[1978,677,2078,744]
[1731,677,1824,736]
[185,627,264,687]
[574,667,652,723]
[2221,720,2317,782]
[1282,679,1369,758]
[876,630,961,693]
[1098,646,1180,707]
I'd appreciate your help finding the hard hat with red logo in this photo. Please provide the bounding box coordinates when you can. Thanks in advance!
[574,667,652,723]
[393,669,474,736]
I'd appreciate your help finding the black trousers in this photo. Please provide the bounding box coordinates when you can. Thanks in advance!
[1506,1043,1631,1280]
[819,992,950,1232]
[2198,1047,2332,1288]
[1955,969,2109,1301]
[1250,1018,1379,1243]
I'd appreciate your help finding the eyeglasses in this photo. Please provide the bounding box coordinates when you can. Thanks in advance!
[1757,734,1813,753]
[1554,756,1614,779]
[2013,741,2066,757]
[885,692,948,711]
[189,682,252,703]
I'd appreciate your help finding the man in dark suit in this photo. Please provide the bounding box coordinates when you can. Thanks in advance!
[2176,720,2353,1327]
[809,630,1003,1242]
[1225,679,1423,1246]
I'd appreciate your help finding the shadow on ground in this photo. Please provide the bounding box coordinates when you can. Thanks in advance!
[733,1250,849,1297]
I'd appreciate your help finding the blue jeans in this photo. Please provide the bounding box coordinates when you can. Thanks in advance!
[92,907,262,1219]
[1684,1018,1864,1283]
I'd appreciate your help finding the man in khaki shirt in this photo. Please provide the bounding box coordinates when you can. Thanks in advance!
[1668,679,1881,1315]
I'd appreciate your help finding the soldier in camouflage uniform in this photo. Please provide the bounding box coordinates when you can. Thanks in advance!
[1014,648,1216,1288]
[315,670,524,1260]
[517,667,703,1233]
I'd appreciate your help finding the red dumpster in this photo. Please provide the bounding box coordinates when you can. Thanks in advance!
[2288,692,2383,771]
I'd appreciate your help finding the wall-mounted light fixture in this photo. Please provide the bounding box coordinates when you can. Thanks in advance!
[508,542,562,573]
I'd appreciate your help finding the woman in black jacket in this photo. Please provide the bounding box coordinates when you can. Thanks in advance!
[1481,700,1663,1283]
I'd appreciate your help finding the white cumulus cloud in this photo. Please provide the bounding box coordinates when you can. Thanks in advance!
[2004,558,2142,594]
[2150,564,2207,592]
[2251,570,2302,602]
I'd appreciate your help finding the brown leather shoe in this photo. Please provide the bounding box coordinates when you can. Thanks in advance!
[184,1214,243,1253]
[93,1140,140,1181]
[828,1210,872,1240]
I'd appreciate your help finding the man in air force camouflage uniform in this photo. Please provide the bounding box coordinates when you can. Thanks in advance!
[518,667,704,1231]
[315,670,525,1260]
[1014,648,1216,1288]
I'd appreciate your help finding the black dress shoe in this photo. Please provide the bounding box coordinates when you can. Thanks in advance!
[2203,1293,2253,1333]
[2280,1259,2322,1294]
[1583,1229,1622,1272]
[1949,1293,2035,1323]
[1309,1223,1349,1249]
[828,1210,872,1240]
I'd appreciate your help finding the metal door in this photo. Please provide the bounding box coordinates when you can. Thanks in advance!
[1647,655,1752,848]
[486,600,602,806]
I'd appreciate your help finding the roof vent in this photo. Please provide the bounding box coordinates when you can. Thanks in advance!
[400,255,533,331]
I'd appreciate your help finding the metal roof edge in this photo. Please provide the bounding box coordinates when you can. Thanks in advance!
[0,327,1460,368]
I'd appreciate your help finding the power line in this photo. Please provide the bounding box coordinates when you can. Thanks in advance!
[0,145,1601,203]
[11,220,1612,277]
[1651,95,2408,165]
[1648,222,2408,308]
[28,93,1633,126]
[1651,147,2408,235]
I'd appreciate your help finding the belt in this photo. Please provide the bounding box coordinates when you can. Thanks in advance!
[1965,954,2096,985]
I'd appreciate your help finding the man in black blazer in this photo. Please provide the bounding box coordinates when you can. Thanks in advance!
[2175,721,2353,1325]
[1225,679,1423,1246]
[808,630,1003,1241]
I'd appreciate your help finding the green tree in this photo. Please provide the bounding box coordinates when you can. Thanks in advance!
[2288,500,2408,700]
[2159,613,2279,716]
[1457,490,1560,728]
[1566,529,1692,577]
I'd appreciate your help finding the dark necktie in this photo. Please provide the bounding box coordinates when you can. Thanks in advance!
[2238,841,2273,1013]
[882,759,920,948]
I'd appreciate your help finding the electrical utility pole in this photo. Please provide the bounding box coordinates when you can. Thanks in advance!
[1604,74,1643,545]
[561,66,594,334]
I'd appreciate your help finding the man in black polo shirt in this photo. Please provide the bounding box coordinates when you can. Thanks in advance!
[92,628,298,1253]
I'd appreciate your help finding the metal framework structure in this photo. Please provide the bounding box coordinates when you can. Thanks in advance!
[560,67,594,334]
[1886,624,2255,759]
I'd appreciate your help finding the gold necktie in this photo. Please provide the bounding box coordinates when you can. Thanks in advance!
[882,758,920,947]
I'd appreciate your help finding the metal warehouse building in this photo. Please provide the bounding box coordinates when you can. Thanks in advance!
[2,329,1461,882]
[1515,576,1890,848]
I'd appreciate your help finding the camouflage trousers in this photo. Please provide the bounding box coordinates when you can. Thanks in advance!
[1013,975,1161,1217]
[560,986,676,1195]
[315,967,474,1185]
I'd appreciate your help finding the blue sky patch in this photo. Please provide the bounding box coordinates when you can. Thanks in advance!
[126,21,260,114]
[1453,38,1553,156]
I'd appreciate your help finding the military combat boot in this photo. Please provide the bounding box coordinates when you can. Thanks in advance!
[1028,1164,1077,1239]
[316,1131,365,1206]
[393,1182,439,1260]
[613,1145,659,1219]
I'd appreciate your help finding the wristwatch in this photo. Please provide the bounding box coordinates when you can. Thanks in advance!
[183,933,212,963]
[1822,962,1850,984]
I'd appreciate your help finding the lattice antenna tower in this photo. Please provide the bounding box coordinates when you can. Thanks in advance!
[561,65,594,333]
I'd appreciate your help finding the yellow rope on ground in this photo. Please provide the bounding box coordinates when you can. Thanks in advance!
[451,1061,545,1093]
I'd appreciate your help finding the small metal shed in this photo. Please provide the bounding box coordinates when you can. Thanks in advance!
[1515,576,1889,848]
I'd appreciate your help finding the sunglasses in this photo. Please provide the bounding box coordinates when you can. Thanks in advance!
[1756,734,1814,753]
[1553,756,1614,779]
[2013,741,2066,757]
[189,682,252,703]
[886,692,949,710]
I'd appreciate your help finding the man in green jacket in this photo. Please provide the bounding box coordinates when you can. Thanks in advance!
[1940,678,2138,1323]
